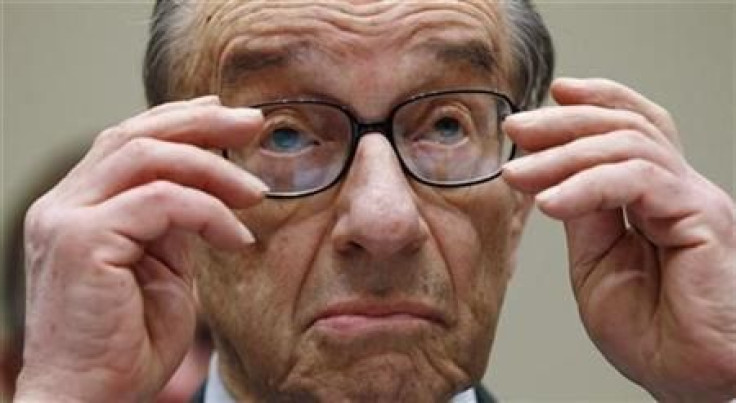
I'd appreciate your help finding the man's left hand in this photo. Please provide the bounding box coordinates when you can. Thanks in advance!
[503,77,736,401]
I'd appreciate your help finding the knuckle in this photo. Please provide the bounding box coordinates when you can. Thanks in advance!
[94,121,133,149]
[629,158,657,176]
[24,192,66,239]
[652,104,674,125]
[142,180,179,204]
[190,105,222,126]
[150,100,180,114]
[186,105,219,127]
[23,200,85,270]
[561,141,595,166]
[24,198,52,238]
[121,137,157,159]
[94,125,122,147]
[623,110,651,129]
[616,129,648,149]
[143,99,188,119]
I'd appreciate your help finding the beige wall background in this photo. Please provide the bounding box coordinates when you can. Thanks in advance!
[2,1,734,401]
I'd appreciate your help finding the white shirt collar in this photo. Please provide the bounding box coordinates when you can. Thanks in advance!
[204,354,477,403]
[204,354,236,403]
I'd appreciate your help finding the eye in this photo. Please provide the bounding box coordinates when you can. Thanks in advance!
[431,117,464,145]
[416,113,470,147]
[262,127,318,154]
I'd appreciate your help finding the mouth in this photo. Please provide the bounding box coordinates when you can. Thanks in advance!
[310,300,448,338]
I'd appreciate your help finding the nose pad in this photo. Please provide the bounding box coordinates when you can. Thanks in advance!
[332,134,428,258]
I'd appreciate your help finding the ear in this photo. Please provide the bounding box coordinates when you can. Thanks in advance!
[507,189,533,274]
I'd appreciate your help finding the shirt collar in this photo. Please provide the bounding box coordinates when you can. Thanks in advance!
[204,354,236,403]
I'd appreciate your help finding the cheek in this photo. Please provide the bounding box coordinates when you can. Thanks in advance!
[428,184,515,306]
[471,192,516,307]
[423,184,516,367]
[465,186,516,322]
[193,201,333,383]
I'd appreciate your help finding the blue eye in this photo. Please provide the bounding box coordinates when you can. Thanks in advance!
[263,127,316,153]
[429,117,465,145]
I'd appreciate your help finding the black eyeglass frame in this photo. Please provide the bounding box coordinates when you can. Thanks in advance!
[223,88,520,198]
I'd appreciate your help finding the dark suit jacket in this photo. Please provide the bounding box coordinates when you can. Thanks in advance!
[191,382,497,402]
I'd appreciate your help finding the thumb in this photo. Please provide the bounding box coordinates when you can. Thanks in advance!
[133,248,197,392]
[563,209,626,292]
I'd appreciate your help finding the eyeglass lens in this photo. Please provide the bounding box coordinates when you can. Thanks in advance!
[223,92,513,196]
[393,93,511,185]
[226,103,352,194]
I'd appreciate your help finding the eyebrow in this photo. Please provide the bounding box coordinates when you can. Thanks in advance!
[221,42,312,86]
[422,39,497,75]
[220,38,497,87]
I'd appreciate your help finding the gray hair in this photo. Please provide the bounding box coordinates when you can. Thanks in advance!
[143,0,188,107]
[143,0,554,110]
[502,0,554,109]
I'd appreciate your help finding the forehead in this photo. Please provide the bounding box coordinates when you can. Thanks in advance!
[189,0,511,106]
[198,0,504,39]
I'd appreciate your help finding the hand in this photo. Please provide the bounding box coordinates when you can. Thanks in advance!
[502,78,736,401]
[15,96,267,402]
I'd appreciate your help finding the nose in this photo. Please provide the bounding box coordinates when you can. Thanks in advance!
[332,134,429,258]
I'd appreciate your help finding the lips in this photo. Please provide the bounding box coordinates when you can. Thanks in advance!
[309,300,449,335]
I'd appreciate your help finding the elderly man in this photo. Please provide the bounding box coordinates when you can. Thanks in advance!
[15,0,735,402]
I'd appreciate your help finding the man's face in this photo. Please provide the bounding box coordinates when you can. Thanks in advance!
[192,1,529,400]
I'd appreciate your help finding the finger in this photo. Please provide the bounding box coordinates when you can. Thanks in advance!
[99,181,255,265]
[503,129,682,194]
[537,158,726,249]
[535,159,683,221]
[503,104,669,152]
[68,96,225,175]
[70,137,267,206]
[140,95,221,119]
[81,103,263,168]
[551,77,681,148]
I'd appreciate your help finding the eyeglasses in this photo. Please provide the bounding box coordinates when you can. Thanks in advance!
[221,89,519,198]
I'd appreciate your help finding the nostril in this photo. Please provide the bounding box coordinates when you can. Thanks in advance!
[338,202,427,258]
[330,135,429,258]
[344,240,363,254]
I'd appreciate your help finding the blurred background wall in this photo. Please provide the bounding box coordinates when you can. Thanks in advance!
[2,1,734,401]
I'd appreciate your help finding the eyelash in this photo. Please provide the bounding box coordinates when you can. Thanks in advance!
[412,105,473,141]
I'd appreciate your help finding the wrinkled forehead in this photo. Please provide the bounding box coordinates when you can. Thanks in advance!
[198,1,505,42]
[198,1,509,72]
[168,0,516,110]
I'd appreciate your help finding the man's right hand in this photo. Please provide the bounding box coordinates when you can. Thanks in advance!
[14,96,267,402]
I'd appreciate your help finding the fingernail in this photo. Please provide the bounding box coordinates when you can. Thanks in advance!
[537,186,561,204]
[247,176,270,194]
[228,108,262,122]
[504,113,523,124]
[238,170,269,194]
[556,77,581,84]
[193,95,220,104]
[556,77,587,89]
[504,112,534,128]
[503,157,530,173]
[238,223,256,244]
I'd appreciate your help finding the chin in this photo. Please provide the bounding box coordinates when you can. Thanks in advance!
[275,348,473,403]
